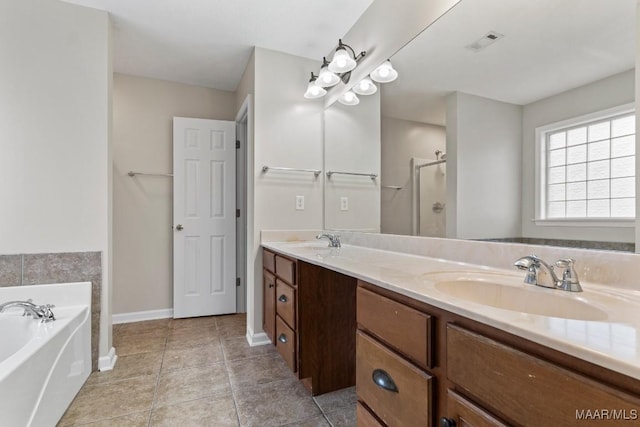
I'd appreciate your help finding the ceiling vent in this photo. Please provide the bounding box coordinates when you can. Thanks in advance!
[465,31,504,52]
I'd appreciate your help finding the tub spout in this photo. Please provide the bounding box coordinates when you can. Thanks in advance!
[0,299,56,322]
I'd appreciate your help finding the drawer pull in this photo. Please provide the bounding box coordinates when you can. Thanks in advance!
[372,369,399,393]
[269,283,274,288]
[278,294,288,303]
[440,417,457,427]
[278,334,288,343]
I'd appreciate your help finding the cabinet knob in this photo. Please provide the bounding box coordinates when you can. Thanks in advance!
[372,369,399,393]
[278,294,288,303]
[269,283,274,288]
[278,334,288,343]
[440,417,456,427]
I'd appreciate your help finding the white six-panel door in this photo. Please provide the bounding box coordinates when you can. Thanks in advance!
[173,117,236,318]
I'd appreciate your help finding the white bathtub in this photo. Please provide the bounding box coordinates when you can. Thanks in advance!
[0,282,91,427]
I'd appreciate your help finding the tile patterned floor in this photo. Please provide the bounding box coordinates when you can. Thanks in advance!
[58,314,356,426]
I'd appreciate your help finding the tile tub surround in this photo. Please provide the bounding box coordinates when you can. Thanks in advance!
[262,236,640,381]
[0,251,102,370]
[0,255,22,286]
[58,314,356,426]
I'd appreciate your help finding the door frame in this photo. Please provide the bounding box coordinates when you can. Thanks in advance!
[235,96,250,313]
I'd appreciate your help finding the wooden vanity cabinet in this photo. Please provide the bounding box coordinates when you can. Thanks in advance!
[356,285,434,426]
[356,280,640,427]
[263,249,298,372]
[262,248,357,395]
[447,324,640,426]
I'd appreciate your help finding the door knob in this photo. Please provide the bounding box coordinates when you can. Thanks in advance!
[175,224,184,231]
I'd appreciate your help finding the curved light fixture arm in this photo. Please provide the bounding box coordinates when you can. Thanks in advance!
[332,40,367,85]
[337,39,366,63]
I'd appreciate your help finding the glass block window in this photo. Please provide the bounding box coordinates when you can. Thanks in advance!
[544,112,635,219]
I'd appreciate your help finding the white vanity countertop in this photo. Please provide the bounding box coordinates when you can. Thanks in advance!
[262,240,640,381]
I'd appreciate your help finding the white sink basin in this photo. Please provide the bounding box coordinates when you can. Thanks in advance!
[427,271,609,321]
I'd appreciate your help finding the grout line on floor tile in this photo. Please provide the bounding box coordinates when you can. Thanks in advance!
[219,333,243,427]
[70,410,150,427]
[146,323,169,427]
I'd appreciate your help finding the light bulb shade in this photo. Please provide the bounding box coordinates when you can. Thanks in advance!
[328,48,357,73]
[352,77,378,96]
[338,90,360,106]
[304,80,327,99]
[370,60,398,83]
[318,66,340,87]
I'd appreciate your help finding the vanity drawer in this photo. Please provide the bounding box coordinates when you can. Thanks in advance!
[356,331,432,427]
[357,402,384,427]
[263,250,275,274]
[275,255,296,286]
[357,287,432,369]
[445,389,507,427]
[276,315,296,372]
[276,279,296,329]
[447,324,640,426]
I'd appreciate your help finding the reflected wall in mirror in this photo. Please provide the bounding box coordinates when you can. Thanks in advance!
[324,92,381,232]
[325,0,636,250]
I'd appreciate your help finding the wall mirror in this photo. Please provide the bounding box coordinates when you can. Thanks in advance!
[323,0,636,251]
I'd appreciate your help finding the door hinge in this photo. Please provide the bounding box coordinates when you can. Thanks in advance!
[236,209,240,218]
[236,140,240,149]
[236,277,241,287]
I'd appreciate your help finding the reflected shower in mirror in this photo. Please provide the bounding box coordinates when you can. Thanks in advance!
[412,151,447,237]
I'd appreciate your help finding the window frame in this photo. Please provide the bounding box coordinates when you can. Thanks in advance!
[534,102,636,227]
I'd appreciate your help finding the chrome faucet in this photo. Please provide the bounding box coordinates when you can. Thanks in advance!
[316,233,341,248]
[514,255,582,292]
[0,299,56,322]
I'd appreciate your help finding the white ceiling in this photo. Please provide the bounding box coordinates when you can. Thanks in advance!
[61,0,374,91]
[381,0,636,126]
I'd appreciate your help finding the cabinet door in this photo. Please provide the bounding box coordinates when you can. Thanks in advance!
[442,390,507,427]
[263,270,276,342]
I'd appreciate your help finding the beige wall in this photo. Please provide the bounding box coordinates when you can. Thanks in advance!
[0,0,113,360]
[235,51,255,113]
[381,116,446,235]
[112,74,235,314]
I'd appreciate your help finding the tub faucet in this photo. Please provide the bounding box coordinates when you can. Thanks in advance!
[514,255,582,292]
[0,299,56,322]
[316,233,341,248]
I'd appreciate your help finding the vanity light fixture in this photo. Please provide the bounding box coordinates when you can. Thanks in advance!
[318,58,341,87]
[304,72,327,99]
[338,90,360,106]
[303,42,399,102]
[328,40,359,73]
[304,39,365,98]
[370,60,398,83]
[352,76,377,96]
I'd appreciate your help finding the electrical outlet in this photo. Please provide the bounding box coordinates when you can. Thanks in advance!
[295,195,305,210]
[340,197,349,211]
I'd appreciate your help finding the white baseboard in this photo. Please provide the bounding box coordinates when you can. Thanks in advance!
[98,347,118,371]
[112,308,173,324]
[246,327,271,347]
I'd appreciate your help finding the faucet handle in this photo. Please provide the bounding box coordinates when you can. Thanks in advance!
[554,258,582,292]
